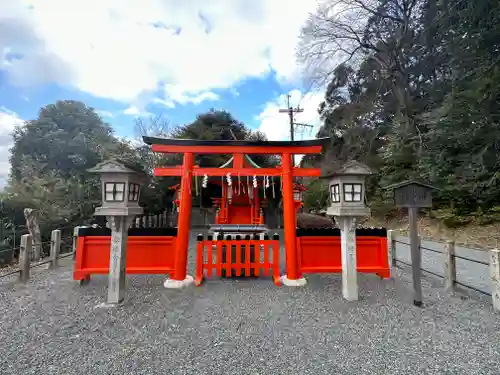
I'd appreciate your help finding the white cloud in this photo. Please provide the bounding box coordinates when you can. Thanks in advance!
[0,108,24,187]
[96,110,114,118]
[2,0,319,107]
[257,89,324,165]
[123,106,152,117]
[153,91,219,109]
[123,106,140,116]
[152,97,175,109]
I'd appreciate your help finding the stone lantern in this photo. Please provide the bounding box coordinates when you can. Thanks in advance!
[321,160,372,301]
[88,159,146,305]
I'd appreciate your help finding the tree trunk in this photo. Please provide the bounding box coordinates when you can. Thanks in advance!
[24,208,43,261]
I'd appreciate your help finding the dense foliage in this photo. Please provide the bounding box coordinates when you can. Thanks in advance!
[299,0,500,223]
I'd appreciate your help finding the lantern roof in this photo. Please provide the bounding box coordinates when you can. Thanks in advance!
[88,158,147,176]
[320,160,372,179]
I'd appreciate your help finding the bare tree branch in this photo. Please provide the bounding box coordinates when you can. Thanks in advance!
[134,113,173,139]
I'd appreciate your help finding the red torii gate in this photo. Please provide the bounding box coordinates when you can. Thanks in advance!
[143,136,328,285]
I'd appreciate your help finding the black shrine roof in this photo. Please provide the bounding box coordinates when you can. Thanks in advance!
[142,136,330,147]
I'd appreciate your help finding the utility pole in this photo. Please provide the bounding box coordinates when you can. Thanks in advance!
[278,94,313,166]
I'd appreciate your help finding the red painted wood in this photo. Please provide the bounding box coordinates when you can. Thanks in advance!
[73,236,176,280]
[152,144,323,154]
[195,239,281,286]
[154,167,321,177]
[297,236,390,277]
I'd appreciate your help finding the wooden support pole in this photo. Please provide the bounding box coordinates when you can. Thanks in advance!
[489,248,500,311]
[408,207,423,306]
[443,240,456,291]
[19,234,32,283]
[49,229,61,269]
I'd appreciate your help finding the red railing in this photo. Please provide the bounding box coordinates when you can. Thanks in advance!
[74,235,176,280]
[297,235,390,278]
[195,234,281,286]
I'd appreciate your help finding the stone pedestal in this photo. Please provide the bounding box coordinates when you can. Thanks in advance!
[106,216,133,305]
[335,216,358,301]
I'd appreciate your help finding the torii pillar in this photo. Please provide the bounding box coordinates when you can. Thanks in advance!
[280,153,307,286]
[164,152,194,288]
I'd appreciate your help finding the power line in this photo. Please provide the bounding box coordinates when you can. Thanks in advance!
[278,94,313,166]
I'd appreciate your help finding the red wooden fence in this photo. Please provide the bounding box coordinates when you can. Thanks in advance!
[297,234,390,278]
[195,234,281,286]
[74,229,177,280]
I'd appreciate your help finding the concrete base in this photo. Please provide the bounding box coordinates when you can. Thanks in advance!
[94,301,122,309]
[342,292,359,302]
[280,275,307,287]
[163,275,194,289]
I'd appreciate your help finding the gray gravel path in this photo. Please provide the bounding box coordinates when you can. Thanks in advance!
[1,233,499,375]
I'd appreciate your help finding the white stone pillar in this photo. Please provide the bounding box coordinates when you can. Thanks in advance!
[72,226,80,260]
[387,229,395,274]
[489,248,500,311]
[106,215,133,305]
[336,216,358,301]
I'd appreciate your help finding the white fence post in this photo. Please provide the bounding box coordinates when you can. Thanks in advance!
[443,240,456,291]
[19,234,32,283]
[49,229,62,269]
[387,230,396,270]
[72,226,80,260]
[489,248,500,311]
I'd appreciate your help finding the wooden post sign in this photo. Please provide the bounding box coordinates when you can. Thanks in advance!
[384,180,437,307]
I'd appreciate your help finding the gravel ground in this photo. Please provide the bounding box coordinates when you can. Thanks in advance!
[1,233,499,375]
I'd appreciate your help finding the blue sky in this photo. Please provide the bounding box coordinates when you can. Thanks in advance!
[0,0,325,184]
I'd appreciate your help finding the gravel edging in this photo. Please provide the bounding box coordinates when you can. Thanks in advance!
[0,234,499,375]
